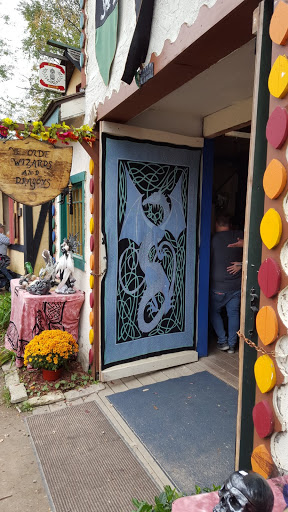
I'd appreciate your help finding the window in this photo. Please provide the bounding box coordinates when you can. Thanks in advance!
[60,172,85,270]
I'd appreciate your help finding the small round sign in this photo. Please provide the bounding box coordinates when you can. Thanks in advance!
[254,355,277,393]
[256,306,278,345]
[258,258,281,298]
[260,208,282,249]
[252,400,275,438]
[266,107,288,149]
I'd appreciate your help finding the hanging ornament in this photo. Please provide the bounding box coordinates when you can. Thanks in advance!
[68,181,73,215]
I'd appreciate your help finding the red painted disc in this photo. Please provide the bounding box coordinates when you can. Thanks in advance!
[90,235,94,252]
[90,178,94,194]
[252,400,275,438]
[266,106,288,149]
[89,348,94,366]
[90,292,94,308]
[258,258,281,298]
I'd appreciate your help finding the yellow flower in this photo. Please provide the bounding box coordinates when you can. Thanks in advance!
[3,118,13,125]
[30,133,40,139]
[41,132,49,140]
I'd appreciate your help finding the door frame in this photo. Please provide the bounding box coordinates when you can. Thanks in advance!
[97,121,204,381]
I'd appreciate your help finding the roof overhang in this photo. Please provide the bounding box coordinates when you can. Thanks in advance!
[97,0,260,124]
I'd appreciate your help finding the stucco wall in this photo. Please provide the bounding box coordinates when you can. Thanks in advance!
[85,0,218,126]
[54,143,91,370]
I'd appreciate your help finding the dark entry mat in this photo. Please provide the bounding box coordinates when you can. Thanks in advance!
[108,372,238,494]
[26,402,160,512]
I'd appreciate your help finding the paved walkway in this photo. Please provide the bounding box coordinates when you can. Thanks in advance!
[1,347,239,507]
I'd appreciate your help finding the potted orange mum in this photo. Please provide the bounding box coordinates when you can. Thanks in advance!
[24,330,79,381]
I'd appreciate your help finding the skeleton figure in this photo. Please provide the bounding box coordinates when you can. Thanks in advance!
[55,234,79,294]
[213,471,274,512]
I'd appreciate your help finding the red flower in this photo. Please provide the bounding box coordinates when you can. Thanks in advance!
[57,131,69,140]
[67,131,78,141]
[15,131,24,140]
[0,126,8,137]
[48,138,57,144]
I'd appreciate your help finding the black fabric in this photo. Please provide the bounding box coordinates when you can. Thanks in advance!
[210,230,243,292]
[122,0,155,85]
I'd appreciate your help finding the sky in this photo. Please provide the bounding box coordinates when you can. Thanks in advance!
[0,0,32,117]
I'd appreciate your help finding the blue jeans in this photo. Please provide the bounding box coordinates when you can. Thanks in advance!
[209,289,241,348]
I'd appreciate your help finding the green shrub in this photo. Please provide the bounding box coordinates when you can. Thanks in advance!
[132,484,221,511]
[0,292,11,330]
[0,346,15,367]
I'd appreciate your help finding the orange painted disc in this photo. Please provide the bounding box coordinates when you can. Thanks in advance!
[90,217,94,234]
[89,329,94,345]
[90,253,94,271]
[263,159,287,199]
[268,55,288,99]
[256,306,278,345]
[269,0,288,46]
[260,208,282,249]
[90,197,94,214]
[254,355,277,393]
[90,274,94,289]
[89,311,94,327]
[89,159,94,175]
[251,444,275,479]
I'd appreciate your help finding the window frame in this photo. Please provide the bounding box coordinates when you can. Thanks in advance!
[60,171,86,271]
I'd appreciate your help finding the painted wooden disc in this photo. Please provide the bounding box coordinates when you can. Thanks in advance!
[90,217,94,234]
[266,107,288,149]
[90,274,94,289]
[258,258,281,298]
[89,328,94,345]
[89,347,93,366]
[89,292,94,308]
[268,55,288,99]
[52,231,56,242]
[89,311,94,327]
[90,235,94,252]
[269,0,288,46]
[252,400,275,438]
[90,197,94,214]
[89,158,94,175]
[254,355,277,393]
[256,306,278,345]
[251,444,275,479]
[90,253,94,271]
[89,178,94,194]
[260,208,282,249]
[263,159,287,199]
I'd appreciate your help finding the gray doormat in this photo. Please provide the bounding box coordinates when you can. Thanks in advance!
[26,402,160,512]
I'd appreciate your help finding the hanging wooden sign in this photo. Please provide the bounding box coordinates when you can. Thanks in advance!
[0,139,72,206]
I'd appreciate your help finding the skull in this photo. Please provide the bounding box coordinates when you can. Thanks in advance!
[213,471,274,512]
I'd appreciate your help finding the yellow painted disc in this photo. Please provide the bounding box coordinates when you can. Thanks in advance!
[251,444,275,479]
[90,217,94,234]
[263,159,287,199]
[260,208,282,249]
[90,274,94,289]
[254,355,277,393]
[90,197,94,214]
[256,306,278,345]
[89,311,94,327]
[89,329,94,345]
[90,253,94,271]
[268,55,288,99]
[89,159,94,175]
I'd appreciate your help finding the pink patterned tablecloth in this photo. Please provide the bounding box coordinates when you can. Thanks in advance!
[172,475,288,512]
[5,279,85,367]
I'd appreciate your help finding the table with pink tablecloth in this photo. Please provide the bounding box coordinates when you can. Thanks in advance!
[172,475,288,512]
[5,279,85,367]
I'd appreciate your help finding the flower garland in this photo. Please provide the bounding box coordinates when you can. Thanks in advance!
[24,329,79,371]
[0,118,96,145]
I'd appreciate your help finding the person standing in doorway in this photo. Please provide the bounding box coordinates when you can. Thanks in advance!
[209,215,243,354]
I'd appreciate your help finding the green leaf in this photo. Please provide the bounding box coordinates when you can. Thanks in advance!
[54,382,61,389]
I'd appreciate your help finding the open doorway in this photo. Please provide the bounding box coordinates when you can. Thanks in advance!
[207,128,251,384]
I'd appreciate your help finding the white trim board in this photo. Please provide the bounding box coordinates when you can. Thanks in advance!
[100,350,198,382]
[100,121,204,148]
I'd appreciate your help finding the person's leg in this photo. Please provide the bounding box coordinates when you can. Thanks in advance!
[209,291,229,349]
[225,289,241,351]
[0,266,12,281]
